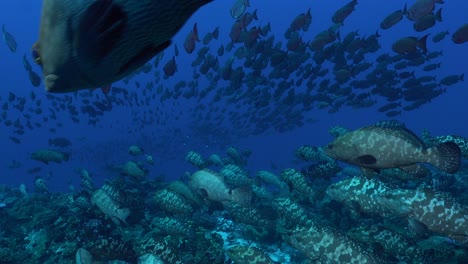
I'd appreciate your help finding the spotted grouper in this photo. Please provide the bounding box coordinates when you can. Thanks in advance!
[323,122,461,174]
[33,0,213,93]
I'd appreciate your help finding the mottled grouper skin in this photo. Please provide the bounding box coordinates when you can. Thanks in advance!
[288,225,385,264]
[281,168,316,202]
[347,224,426,262]
[324,125,461,174]
[329,176,468,245]
[227,245,276,264]
[91,184,130,225]
[325,126,429,169]
[383,188,468,245]
[326,176,395,217]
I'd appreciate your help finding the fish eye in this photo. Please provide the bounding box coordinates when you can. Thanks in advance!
[31,49,41,66]
[327,144,334,149]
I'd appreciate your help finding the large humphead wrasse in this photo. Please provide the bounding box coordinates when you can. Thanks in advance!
[32,0,213,93]
[323,122,461,174]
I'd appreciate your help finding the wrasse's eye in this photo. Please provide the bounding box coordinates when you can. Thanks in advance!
[32,49,41,65]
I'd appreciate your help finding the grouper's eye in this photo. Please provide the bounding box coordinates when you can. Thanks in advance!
[327,144,334,150]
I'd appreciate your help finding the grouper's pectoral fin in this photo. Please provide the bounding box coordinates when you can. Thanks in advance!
[77,0,127,64]
[356,155,377,165]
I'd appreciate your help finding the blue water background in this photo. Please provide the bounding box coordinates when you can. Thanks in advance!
[0,0,467,191]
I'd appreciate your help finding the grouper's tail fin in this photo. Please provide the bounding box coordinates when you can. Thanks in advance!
[428,142,461,174]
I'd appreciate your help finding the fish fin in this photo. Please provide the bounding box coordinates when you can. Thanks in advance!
[101,84,112,94]
[417,34,429,53]
[428,142,461,174]
[407,217,429,239]
[193,23,199,42]
[77,0,127,63]
[118,41,171,75]
[435,8,442,22]
[399,164,429,178]
[230,185,252,206]
[116,208,130,224]
[361,167,379,177]
[356,155,377,165]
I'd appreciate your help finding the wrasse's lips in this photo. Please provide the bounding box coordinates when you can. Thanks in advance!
[44,74,60,92]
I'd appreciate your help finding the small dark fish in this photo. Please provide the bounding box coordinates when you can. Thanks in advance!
[8,160,22,169]
[230,0,249,19]
[31,149,70,164]
[211,26,219,39]
[380,8,405,30]
[392,35,429,54]
[183,23,199,54]
[422,63,440,71]
[406,0,439,21]
[163,56,177,77]
[28,70,42,87]
[384,110,401,117]
[332,0,357,25]
[27,167,43,174]
[439,74,464,86]
[413,8,442,32]
[452,23,468,44]
[432,30,449,42]
[23,54,32,71]
[173,43,179,57]
[378,102,400,112]
[48,137,72,147]
[9,136,21,144]
[2,24,17,53]
[290,8,312,32]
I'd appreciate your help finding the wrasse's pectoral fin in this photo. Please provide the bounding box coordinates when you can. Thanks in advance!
[77,0,127,64]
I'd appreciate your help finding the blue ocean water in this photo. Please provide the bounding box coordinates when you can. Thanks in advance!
[0,0,465,191]
[0,1,467,262]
